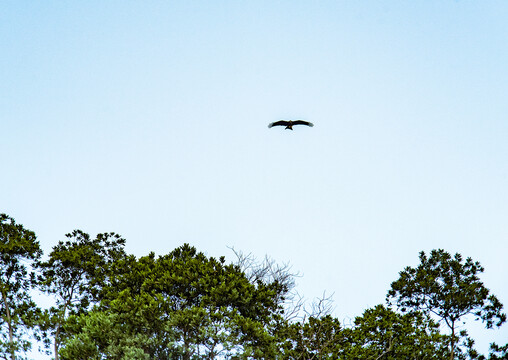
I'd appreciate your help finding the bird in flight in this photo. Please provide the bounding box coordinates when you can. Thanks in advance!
[268,120,314,130]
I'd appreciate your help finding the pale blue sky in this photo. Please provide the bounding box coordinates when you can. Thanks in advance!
[2,1,508,356]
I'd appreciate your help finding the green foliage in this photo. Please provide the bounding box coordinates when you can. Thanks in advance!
[36,230,126,359]
[2,213,506,360]
[59,311,151,360]
[387,249,506,359]
[485,342,508,360]
[0,213,42,360]
[342,305,449,359]
[469,342,508,360]
[277,305,450,360]
[60,244,284,359]
[278,315,344,359]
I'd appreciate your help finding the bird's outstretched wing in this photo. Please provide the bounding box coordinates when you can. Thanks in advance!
[268,120,290,128]
[292,120,314,127]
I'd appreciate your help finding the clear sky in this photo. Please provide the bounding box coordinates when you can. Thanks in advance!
[2,1,508,356]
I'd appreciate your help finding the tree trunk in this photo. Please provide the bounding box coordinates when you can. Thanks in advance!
[1,289,15,360]
[183,329,191,360]
[449,324,455,360]
[54,299,70,360]
[54,324,60,360]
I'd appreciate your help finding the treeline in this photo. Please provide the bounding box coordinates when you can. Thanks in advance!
[1,213,507,360]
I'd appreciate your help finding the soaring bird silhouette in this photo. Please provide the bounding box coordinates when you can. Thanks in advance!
[268,120,314,130]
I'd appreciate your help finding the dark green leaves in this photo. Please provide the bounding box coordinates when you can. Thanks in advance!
[61,244,283,359]
[35,230,127,359]
[343,305,449,359]
[0,213,42,360]
[2,213,507,360]
[387,249,506,359]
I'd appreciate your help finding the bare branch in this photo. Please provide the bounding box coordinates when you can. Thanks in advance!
[228,246,305,320]
[304,291,335,319]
